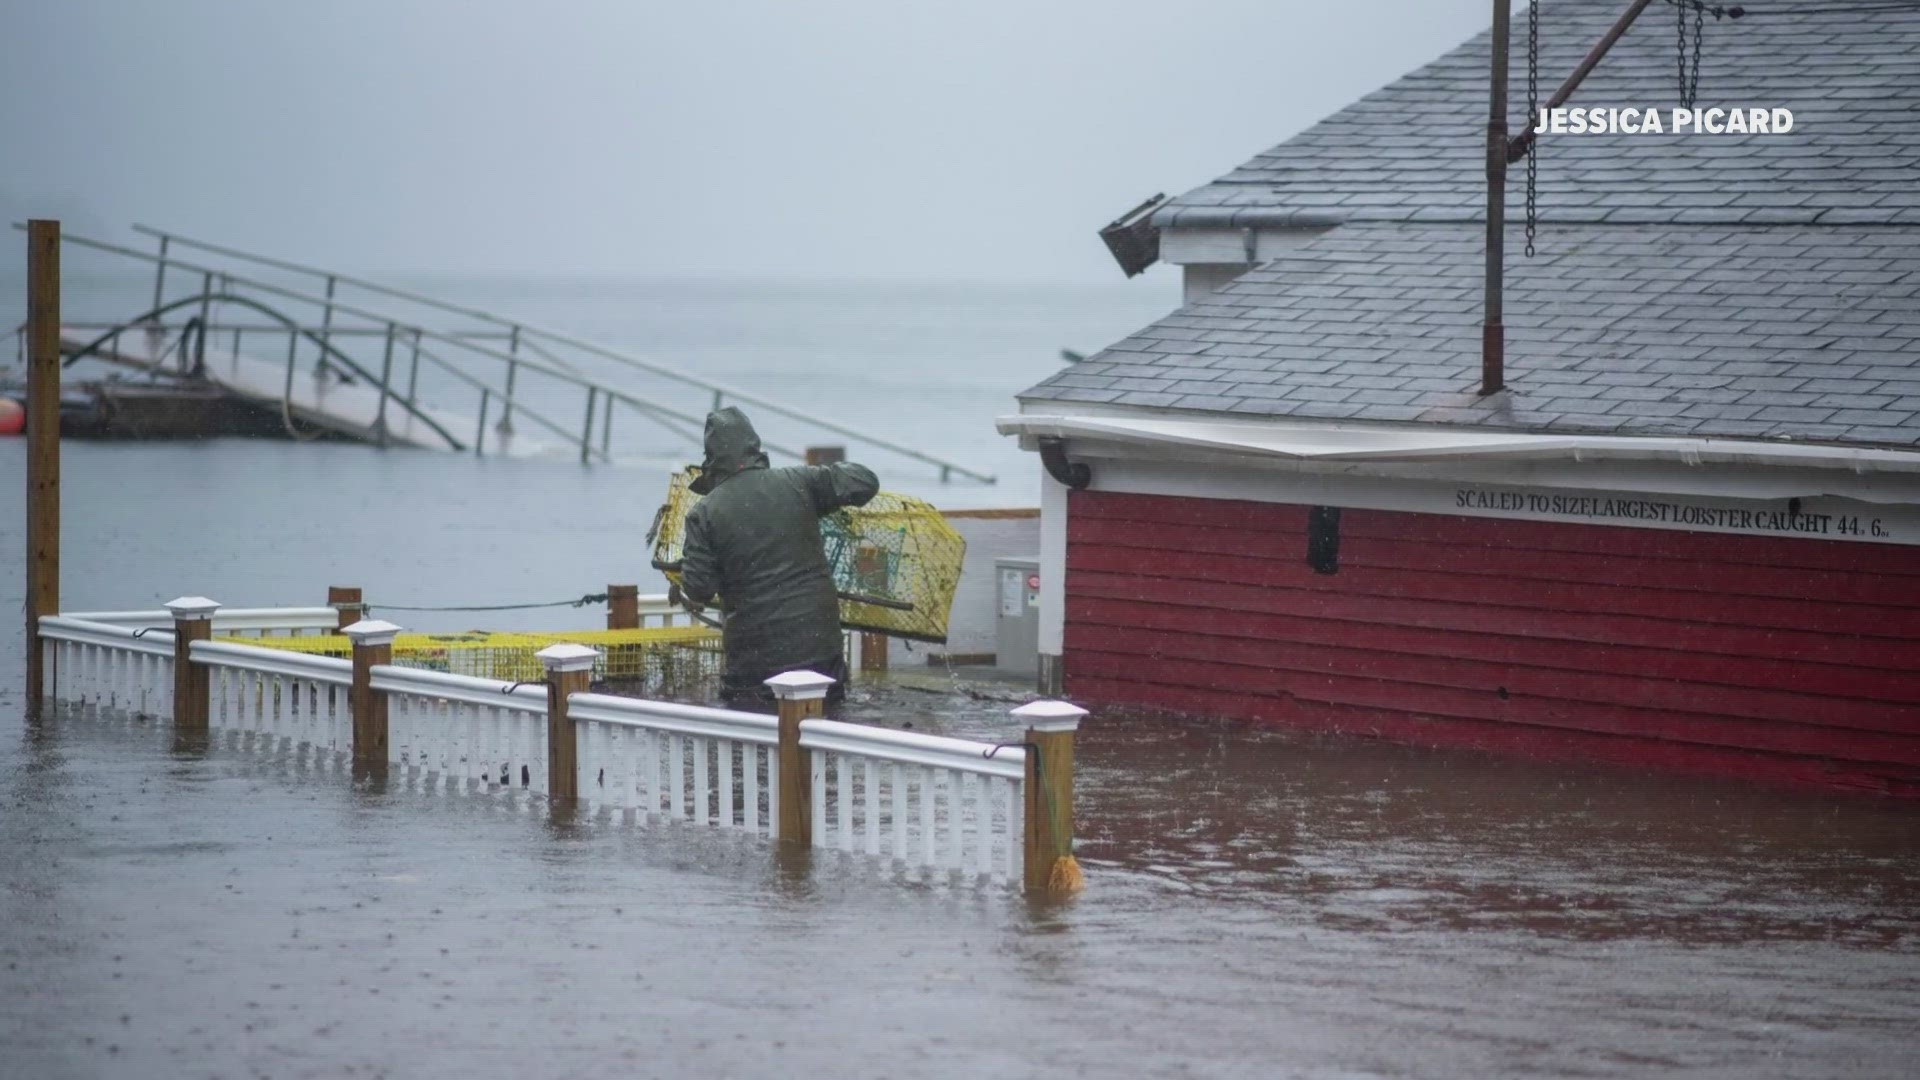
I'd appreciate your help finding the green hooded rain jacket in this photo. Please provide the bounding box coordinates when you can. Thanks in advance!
[679,408,879,680]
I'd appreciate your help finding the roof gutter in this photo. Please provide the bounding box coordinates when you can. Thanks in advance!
[998,412,1920,478]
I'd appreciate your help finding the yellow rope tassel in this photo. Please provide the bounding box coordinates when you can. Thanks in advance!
[1047,855,1085,894]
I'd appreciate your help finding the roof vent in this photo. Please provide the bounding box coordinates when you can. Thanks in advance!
[1099,193,1168,278]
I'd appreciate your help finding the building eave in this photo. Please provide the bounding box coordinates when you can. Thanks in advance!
[1000,405,1920,504]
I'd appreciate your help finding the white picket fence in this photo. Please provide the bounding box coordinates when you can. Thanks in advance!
[63,605,340,639]
[569,692,781,836]
[803,721,1025,882]
[37,607,1052,888]
[199,639,355,764]
[36,616,176,717]
[373,666,551,793]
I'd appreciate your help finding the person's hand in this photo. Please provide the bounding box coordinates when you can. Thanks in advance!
[668,582,704,615]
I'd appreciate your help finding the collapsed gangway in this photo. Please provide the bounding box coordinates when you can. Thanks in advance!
[15,222,996,482]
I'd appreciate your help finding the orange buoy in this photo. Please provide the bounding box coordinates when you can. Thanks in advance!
[0,397,25,435]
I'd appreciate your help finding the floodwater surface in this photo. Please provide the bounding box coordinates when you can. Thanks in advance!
[2,442,1917,1079]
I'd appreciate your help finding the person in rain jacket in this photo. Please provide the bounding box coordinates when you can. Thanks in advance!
[678,407,879,709]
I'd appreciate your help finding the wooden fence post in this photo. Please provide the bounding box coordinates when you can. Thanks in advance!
[859,632,888,677]
[538,643,598,800]
[766,669,835,846]
[853,544,888,679]
[166,597,219,736]
[606,584,639,630]
[328,586,363,632]
[1012,700,1087,896]
[24,219,60,721]
[344,619,401,777]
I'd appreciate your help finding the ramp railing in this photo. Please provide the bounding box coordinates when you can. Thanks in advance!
[97,224,996,483]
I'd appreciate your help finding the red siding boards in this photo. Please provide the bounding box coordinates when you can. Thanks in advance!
[1064,489,1920,796]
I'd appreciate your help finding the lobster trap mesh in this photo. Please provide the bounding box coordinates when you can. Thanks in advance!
[649,467,965,643]
[229,626,725,699]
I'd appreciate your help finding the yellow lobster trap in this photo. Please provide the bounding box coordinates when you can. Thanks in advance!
[647,468,966,644]
[229,626,725,698]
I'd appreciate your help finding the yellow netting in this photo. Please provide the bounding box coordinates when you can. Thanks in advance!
[230,626,724,697]
[648,467,965,643]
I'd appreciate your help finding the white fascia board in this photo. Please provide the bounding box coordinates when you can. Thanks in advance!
[1157,226,1336,265]
[999,405,1920,504]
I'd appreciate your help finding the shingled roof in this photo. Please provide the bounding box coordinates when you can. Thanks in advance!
[1024,0,1920,449]
[1156,0,1920,228]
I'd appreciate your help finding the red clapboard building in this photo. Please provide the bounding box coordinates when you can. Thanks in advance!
[1001,1,1920,795]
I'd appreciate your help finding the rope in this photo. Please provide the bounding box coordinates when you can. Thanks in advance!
[365,592,609,614]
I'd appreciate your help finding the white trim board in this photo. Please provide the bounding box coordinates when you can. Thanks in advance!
[1086,457,1920,548]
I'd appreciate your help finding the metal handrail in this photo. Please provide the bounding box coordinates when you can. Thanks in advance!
[130,224,998,483]
[31,227,806,465]
[406,338,604,461]
[54,320,517,340]
[62,292,468,451]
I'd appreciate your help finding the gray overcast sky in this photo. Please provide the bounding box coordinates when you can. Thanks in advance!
[2,0,1491,282]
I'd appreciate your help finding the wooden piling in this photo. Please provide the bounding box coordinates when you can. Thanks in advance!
[853,544,888,678]
[345,619,401,777]
[538,643,598,800]
[1012,700,1087,895]
[328,585,363,633]
[24,220,60,720]
[166,597,219,737]
[766,670,835,846]
[860,633,888,676]
[606,584,640,630]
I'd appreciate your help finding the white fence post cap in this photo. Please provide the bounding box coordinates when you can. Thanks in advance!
[535,642,600,674]
[164,596,220,620]
[342,619,404,646]
[764,669,836,700]
[1012,699,1087,733]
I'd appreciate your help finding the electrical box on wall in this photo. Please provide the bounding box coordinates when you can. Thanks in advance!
[994,555,1041,676]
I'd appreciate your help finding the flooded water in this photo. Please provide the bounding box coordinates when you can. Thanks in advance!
[4,442,1919,1078]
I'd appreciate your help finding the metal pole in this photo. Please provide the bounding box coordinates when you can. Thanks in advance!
[581,387,597,464]
[315,275,337,376]
[498,325,520,433]
[600,393,613,458]
[196,272,214,375]
[1482,0,1512,396]
[151,234,170,310]
[475,391,489,456]
[375,324,395,448]
[24,220,60,721]
[405,328,422,408]
[283,327,299,419]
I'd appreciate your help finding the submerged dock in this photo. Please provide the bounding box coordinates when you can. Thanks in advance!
[58,326,517,452]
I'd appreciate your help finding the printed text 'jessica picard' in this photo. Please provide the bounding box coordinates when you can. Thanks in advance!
[1532,107,1793,135]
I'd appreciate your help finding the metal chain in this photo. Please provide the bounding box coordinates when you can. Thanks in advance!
[1674,0,1715,109]
[1689,2,1705,107]
[1676,2,1691,108]
[1525,0,1539,258]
